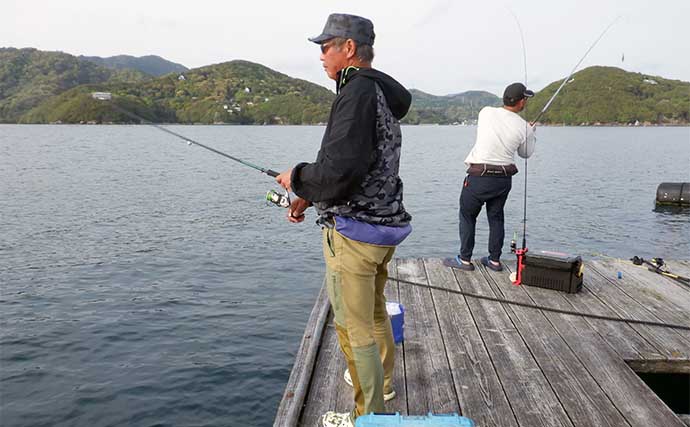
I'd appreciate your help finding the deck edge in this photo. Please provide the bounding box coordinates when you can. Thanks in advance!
[273,281,330,427]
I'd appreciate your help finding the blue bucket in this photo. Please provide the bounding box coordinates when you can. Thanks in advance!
[386,302,404,344]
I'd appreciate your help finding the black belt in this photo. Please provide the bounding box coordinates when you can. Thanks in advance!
[466,163,518,177]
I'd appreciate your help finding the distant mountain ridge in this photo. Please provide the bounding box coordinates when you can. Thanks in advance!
[0,47,148,123]
[79,54,188,77]
[2,47,688,125]
[21,59,335,125]
[405,89,501,124]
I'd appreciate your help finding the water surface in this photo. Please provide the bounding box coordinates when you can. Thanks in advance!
[1,125,688,426]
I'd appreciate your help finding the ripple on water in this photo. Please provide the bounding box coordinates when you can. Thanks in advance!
[1,125,688,426]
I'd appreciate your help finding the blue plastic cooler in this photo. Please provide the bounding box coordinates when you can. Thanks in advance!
[356,412,475,426]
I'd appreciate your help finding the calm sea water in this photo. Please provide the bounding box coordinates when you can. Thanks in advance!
[1,125,689,426]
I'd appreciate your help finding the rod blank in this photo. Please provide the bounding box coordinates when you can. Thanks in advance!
[91,92,279,177]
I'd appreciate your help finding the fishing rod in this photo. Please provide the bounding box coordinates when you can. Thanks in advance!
[91,92,291,208]
[507,15,620,284]
[507,9,530,285]
[530,16,621,125]
[631,256,690,286]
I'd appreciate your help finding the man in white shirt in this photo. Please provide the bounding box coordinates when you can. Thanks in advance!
[444,82,536,272]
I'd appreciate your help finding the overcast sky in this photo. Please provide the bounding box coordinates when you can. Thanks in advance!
[3,0,688,96]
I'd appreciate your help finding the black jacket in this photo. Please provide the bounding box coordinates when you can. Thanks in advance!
[291,67,411,203]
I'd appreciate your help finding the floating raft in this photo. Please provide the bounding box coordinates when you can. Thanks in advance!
[274,258,690,427]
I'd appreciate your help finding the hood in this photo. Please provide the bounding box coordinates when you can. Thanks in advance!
[338,67,411,120]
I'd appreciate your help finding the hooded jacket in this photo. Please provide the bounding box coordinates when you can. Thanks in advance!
[291,67,412,226]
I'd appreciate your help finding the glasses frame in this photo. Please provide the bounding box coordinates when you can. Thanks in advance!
[320,41,337,54]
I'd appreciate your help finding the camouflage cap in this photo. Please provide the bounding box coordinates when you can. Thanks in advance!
[309,13,375,46]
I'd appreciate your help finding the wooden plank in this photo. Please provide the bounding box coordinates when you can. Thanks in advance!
[478,264,631,427]
[626,359,690,374]
[679,414,690,427]
[454,259,574,427]
[590,260,690,346]
[274,283,331,427]
[630,259,690,285]
[663,260,690,297]
[298,319,349,426]
[385,259,408,415]
[396,258,460,415]
[661,260,690,287]
[607,259,690,317]
[583,262,690,358]
[423,258,518,427]
[498,262,686,427]
[280,258,690,427]
[511,260,661,360]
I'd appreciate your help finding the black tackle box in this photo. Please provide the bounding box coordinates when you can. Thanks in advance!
[522,250,584,293]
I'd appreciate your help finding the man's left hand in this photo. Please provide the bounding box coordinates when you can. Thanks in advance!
[276,168,293,191]
[287,197,310,223]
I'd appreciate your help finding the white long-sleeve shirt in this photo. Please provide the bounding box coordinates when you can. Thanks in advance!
[464,106,536,167]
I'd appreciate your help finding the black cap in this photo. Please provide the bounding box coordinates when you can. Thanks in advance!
[309,13,375,46]
[503,82,535,105]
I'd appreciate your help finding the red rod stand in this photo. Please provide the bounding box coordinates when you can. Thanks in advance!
[512,248,528,286]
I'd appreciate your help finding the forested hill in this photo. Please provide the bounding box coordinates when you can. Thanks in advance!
[21,60,336,125]
[3,48,689,125]
[79,55,188,77]
[404,89,501,124]
[525,66,690,125]
[19,60,502,125]
[0,48,148,123]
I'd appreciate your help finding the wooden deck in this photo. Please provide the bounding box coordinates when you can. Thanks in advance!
[274,258,690,427]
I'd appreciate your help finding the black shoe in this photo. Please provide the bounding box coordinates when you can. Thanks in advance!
[443,255,475,271]
[481,257,503,271]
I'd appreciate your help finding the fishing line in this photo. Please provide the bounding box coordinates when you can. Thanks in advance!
[531,16,621,125]
[506,15,620,284]
[507,9,530,284]
[92,92,292,208]
[388,276,690,331]
[513,10,529,249]
[507,8,529,250]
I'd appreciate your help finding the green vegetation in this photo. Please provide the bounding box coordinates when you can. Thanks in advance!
[19,85,176,124]
[404,89,501,124]
[79,55,188,77]
[525,66,690,125]
[0,48,148,123]
[3,48,688,125]
[21,60,335,124]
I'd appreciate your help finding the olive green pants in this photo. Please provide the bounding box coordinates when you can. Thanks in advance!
[323,227,396,419]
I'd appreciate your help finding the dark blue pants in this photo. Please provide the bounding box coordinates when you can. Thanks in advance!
[459,175,512,262]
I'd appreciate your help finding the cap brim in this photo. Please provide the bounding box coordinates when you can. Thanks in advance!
[524,89,535,98]
[308,33,333,44]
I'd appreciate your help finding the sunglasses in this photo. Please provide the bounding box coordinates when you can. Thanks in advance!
[320,41,337,54]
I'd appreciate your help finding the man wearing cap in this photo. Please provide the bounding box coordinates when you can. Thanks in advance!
[275,13,412,427]
[444,82,536,272]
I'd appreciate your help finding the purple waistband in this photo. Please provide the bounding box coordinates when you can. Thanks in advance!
[334,216,412,246]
